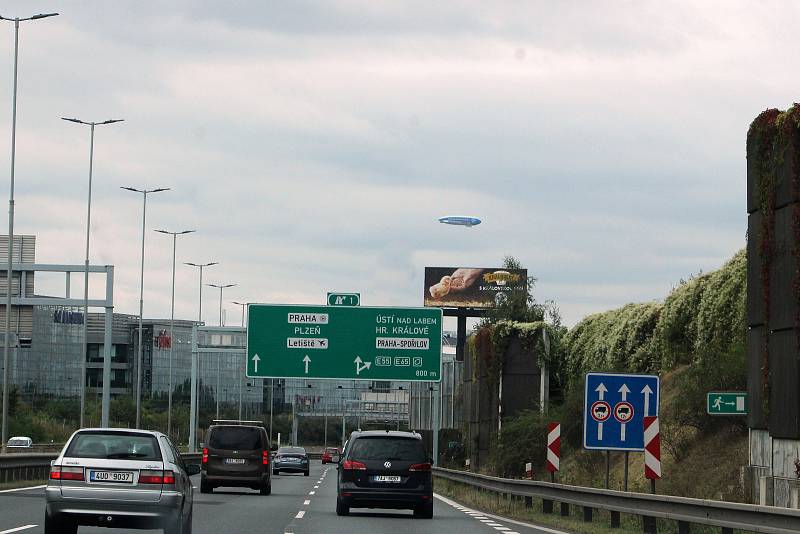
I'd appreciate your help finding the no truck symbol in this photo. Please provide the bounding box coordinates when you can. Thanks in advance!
[614,402,634,423]
[591,401,611,422]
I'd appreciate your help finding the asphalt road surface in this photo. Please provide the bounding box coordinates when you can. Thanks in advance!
[0,463,558,534]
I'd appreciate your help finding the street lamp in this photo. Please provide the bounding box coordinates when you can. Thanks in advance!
[207,283,236,327]
[184,262,218,324]
[0,10,59,452]
[232,301,247,328]
[207,283,235,419]
[121,186,170,429]
[184,261,217,439]
[62,117,123,430]
[231,300,247,420]
[155,229,195,438]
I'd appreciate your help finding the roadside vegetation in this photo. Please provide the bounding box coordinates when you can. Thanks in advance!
[463,249,747,501]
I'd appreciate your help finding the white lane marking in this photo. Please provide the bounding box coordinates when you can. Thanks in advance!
[308,491,315,495]
[303,500,311,505]
[314,485,319,489]
[295,511,305,519]
[0,526,37,534]
[0,485,45,494]
[494,528,511,531]
[435,493,569,534]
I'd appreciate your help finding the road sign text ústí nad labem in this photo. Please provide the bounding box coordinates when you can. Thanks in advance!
[707,392,747,415]
[246,304,442,381]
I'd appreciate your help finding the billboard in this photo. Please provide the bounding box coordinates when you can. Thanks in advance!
[423,267,528,308]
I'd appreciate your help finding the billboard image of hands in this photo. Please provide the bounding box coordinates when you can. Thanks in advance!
[424,267,528,308]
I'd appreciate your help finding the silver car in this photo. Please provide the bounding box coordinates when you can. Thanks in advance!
[45,428,199,534]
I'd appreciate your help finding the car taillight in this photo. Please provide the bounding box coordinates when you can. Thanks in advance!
[342,459,367,471]
[202,448,208,464]
[51,466,84,481]
[262,451,269,465]
[140,470,175,485]
[409,463,432,472]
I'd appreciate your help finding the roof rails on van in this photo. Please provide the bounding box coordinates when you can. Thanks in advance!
[211,419,264,426]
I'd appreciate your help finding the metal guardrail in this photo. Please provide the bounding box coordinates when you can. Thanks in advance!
[433,467,800,534]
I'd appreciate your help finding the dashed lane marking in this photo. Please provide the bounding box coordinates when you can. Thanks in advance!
[308,491,315,495]
[0,526,37,534]
[434,493,568,534]
[303,500,311,505]
[295,511,305,519]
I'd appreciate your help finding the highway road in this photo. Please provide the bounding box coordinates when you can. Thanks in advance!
[0,463,554,534]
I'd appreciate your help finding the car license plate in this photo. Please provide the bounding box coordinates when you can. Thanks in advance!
[224,458,246,464]
[90,470,134,483]
[373,475,401,483]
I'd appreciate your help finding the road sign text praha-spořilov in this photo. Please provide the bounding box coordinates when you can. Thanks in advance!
[706,392,747,415]
[246,304,442,381]
[584,372,660,451]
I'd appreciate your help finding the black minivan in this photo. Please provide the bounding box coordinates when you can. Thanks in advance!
[201,421,271,495]
[336,430,433,518]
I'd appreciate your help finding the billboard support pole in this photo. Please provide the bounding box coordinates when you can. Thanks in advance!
[432,381,441,466]
[456,314,467,362]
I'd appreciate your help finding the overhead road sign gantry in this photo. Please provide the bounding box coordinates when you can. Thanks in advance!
[584,372,659,451]
[246,304,442,381]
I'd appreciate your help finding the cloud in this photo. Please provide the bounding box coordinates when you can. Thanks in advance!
[0,0,794,328]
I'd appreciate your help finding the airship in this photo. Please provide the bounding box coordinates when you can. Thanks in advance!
[438,216,482,227]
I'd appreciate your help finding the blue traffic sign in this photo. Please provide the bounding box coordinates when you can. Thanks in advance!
[583,372,659,451]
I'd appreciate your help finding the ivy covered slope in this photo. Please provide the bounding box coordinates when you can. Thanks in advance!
[563,248,745,380]
[492,250,748,499]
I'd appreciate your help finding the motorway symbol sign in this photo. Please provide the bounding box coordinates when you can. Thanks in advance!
[584,372,660,451]
[706,392,747,415]
[246,304,442,381]
[327,293,360,306]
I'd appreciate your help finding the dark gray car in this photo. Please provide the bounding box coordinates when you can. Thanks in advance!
[272,446,310,476]
[45,428,199,534]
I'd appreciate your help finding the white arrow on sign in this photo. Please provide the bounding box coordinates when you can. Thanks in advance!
[642,384,653,417]
[595,383,608,441]
[619,384,630,442]
[354,356,371,375]
[252,354,261,374]
[303,355,311,374]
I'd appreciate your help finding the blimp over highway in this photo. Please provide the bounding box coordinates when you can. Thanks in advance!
[438,215,482,227]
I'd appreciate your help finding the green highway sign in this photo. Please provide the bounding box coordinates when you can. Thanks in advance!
[707,392,747,415]
[246,304,442,381]
[327,292,360,306]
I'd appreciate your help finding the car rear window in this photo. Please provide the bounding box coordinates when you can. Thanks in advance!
[8,438,30,447]
[349,437,427,462]
[209,426,264,450]
[65,432,162,461]
[277,447,306,456]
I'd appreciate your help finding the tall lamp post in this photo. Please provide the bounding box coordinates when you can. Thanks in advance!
[0,10,58,453]
[62,117,123,430]
[185,261,217,438]
[207,283,235,419]
[121,186,170,429]
[232,300,247,419]
[155,229,195,438]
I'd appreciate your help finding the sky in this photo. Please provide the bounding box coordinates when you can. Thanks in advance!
[0,1,794,328]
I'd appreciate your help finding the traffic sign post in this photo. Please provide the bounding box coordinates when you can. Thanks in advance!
[327,292,360,307]
[706,392,747,415]
[546,422,560,481]
[584,372,659,451]
[246,304,442,381]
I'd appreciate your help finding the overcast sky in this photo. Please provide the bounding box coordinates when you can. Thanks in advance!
[0,1,794,328]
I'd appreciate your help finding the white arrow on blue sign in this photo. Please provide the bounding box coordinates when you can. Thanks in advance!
[583,372,660,451]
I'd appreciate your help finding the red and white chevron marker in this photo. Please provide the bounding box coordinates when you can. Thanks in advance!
[546,422,561,473]
[644,416,661,480]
